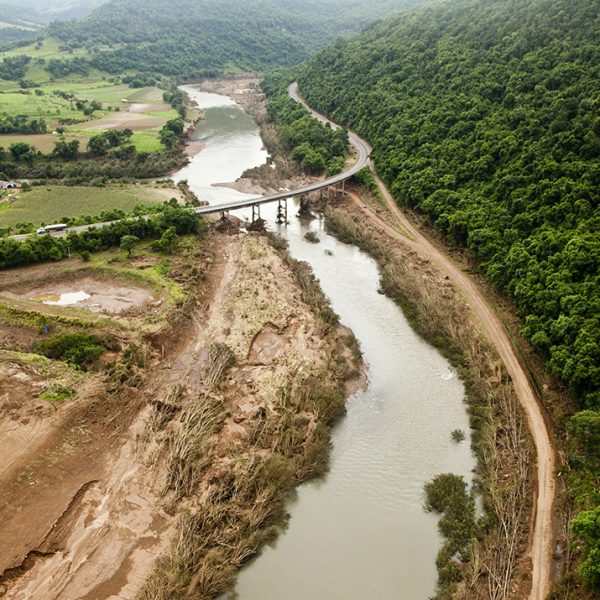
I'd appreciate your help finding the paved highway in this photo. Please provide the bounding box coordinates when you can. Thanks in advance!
[194,82,371,215]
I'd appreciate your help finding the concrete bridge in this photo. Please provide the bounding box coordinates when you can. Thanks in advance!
[194,82,372,219]
[10,83,371,242]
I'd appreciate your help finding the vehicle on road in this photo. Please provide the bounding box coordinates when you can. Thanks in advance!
[37,224,67,235]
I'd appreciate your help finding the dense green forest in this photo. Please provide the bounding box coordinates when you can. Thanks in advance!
[44,0,424,78]
[262,72,350,175]
[297,0,599,588]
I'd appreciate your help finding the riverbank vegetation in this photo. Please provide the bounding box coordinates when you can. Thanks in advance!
[298,0,599,590]
[425,473,477,593]
[326,203,532,598]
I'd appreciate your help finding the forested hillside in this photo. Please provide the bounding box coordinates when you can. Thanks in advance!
[0,3,44,47]
[46,0,424,78]
[0,0,103,47]
[15,0,104,21]
[298,0,600,588]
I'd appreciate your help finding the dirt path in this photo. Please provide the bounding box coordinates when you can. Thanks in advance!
[288,89,555,595]
[347,181,555,599]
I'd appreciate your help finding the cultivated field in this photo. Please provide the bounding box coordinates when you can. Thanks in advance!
[0,73,177,152]
[0,183,183,228]
[0,38,91,61]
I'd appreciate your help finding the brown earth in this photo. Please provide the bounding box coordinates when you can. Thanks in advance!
[0,231,359,599]
[128,103,171,114]
[3,276,154,315]
[184,140,205,157]
[195,76,262,114]
[83,113,165,132]
[0,267,161,326]
[0,237,213,595]
[0,134,89,154]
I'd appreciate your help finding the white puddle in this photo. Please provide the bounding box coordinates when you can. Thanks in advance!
[40,291,91,306]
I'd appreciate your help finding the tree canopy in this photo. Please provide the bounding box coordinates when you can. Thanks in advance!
[297,0,599,588]
[45,0,425,79]
[298,0,599,410]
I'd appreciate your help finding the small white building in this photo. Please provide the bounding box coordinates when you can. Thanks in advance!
[0,181,20,190]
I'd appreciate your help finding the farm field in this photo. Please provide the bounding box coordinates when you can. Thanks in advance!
[0,75,176,152]
[0,38,90,60]
[0,183,183,228]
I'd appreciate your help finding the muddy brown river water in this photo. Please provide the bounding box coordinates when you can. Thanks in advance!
[176,86,477,600]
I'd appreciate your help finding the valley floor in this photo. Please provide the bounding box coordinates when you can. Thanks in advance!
[0,227,360,599]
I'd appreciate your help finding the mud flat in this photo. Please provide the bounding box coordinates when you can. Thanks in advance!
[0,231,360,600]
[3,276,154,315]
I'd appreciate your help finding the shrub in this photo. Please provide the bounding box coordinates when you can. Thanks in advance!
[40,383,75,403]
[451,429,465,443]
[33,333,106,368]
[424,473,476,596]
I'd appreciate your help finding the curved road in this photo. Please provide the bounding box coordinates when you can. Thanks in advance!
[193,84,371,215]
[290,83,555,599]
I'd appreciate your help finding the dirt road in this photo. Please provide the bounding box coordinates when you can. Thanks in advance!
[348,180,555,599]
[288,82,556,597]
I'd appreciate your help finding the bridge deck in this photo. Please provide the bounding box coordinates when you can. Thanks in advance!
[194,83,371,216]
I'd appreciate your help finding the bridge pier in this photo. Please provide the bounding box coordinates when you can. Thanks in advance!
[298,194,312,219]
[251,203,261,223]
[276,198,288,224]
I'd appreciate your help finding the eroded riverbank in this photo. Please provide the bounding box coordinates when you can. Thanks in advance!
[1,229,359,599]
[173,81,479,599]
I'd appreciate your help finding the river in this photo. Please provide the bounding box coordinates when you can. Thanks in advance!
[175,85,477,600]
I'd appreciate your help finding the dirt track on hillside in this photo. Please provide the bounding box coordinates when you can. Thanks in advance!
[290,80,555,597]
[348,182,556,600]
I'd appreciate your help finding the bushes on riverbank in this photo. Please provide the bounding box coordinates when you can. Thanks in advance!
[261,71,349,176]
[425,473,477,595]
[33,333,107,369]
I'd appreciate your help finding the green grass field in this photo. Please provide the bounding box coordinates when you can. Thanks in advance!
[0,184,181,228]
[0,38,90,61]
[0,90,83,119]
[0,31,186,154]
[0,78,175,153]
[0,38,174,153]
